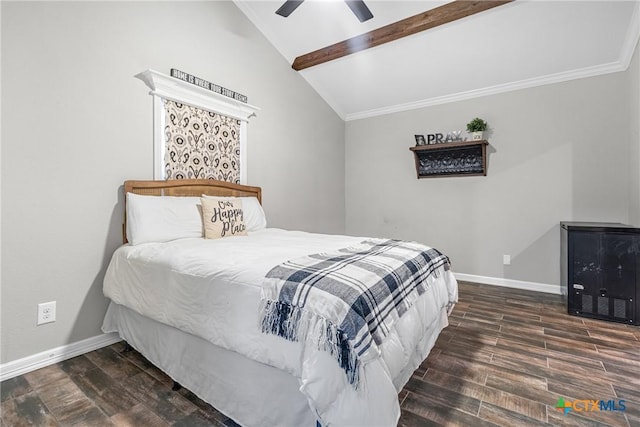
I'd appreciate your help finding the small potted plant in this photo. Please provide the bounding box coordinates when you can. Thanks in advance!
[466,117,488,141]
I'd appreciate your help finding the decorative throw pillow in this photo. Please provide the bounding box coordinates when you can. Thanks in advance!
[201,195,267,232]
[200,196,248,239]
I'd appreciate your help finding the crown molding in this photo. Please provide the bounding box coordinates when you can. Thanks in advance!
[619,0,640,70]
[345,60,628,121]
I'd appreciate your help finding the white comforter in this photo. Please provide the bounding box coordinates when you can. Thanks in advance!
[103,228,458,427]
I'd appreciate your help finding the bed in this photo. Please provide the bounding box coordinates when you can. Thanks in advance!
[102,179,458,427]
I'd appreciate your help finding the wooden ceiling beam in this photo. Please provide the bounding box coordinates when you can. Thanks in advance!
[292,0,514,71]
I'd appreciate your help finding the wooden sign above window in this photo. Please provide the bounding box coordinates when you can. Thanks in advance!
[170,69,248,104]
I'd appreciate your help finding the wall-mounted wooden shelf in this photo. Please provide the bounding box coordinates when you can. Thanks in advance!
[409,140,489,178]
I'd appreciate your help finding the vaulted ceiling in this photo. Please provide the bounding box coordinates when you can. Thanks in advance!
[234,0,639,121]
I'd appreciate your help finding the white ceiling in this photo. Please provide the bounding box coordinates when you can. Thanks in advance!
[234,1,640,121]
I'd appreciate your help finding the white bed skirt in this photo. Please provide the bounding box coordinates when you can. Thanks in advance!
[102,301,450,427]
[102,302,318,427]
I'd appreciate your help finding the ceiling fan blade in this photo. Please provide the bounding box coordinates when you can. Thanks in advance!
[275,0,304,17]
[344,0,373,22]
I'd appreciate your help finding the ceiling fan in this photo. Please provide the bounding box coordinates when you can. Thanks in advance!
[275,0,373,23]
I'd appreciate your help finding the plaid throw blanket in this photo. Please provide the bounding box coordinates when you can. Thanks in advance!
[260,239,450,387]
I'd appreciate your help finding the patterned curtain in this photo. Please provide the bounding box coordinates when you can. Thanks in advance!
[164,100,241,183]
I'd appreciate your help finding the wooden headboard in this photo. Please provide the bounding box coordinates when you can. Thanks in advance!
[123,179,262,243]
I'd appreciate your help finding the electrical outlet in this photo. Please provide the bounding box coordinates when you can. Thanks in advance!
[503,254,511,265]
[37,301,56,325]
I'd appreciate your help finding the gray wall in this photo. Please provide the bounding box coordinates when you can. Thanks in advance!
[1,2,345,364]
[345,69,634,286]
[629,41,640,226]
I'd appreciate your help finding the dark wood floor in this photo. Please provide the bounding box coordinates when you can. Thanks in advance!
[2,281,639,426]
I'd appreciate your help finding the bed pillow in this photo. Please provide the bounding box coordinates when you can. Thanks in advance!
[200,196,248,239]
[202,195,267,232]
[126,193,203,245]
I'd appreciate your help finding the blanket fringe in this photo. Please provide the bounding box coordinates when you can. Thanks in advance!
[261,300,360,387]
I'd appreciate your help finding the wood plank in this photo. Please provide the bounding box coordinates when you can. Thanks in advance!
[397,408,441,427]
[436,340,495,364]
[444,328,499,347]
[489,356,616,397]
[422,369,547,422]
[547,357,606,377]
[596,346,640,362]
[477,401,551,426]
[494,329,549,349]
[484,370,548,394]
[601,362,640,385]
[401,391,500,427]
[423,353,489,385]
[175,388,233,426]
[122,371,198,424]
[580,317,637,330]
[627,414,640,427]
[404,375,482,416]
[545,340,640,370]
[503,313,542,323]
[495,338,548,357]
[588,330,640,346]
[492,339,549,364]
[499,323,546,336]
[483,374,559,412]
[58,354,98,377]
[620,397,640,423]
[143,364,175,388]
[468,302,543,319]
[547,408,625,427]
[436,343,553,397]
[292,0,514,70]
[544,327,634,350]
[110,403,170,427]
[70,367,139,417]
[171,410,230,427]
[0,375,32,402]
[36,376,110,426]
[0,391,58,427]
[120,348,156,372]
[613,384,640,403]
[542,333,599,352]
[23,364,67,389]
[455,317,502,332]
[84,346,144,381]
[538,311,589,326]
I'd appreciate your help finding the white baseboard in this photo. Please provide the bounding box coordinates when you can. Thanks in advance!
[0,333,122,382]
[0,275,559,381]
[454,272,562,295]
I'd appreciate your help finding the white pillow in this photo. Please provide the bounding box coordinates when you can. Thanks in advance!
[126,193,203,245]
[201,195,267,232]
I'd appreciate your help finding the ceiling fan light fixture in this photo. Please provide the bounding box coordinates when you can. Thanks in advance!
[345,0,373,22]
[275,0,373,22]
[275,0,304,18]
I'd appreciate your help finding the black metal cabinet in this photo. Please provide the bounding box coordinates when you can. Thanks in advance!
[561,222,640,325]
